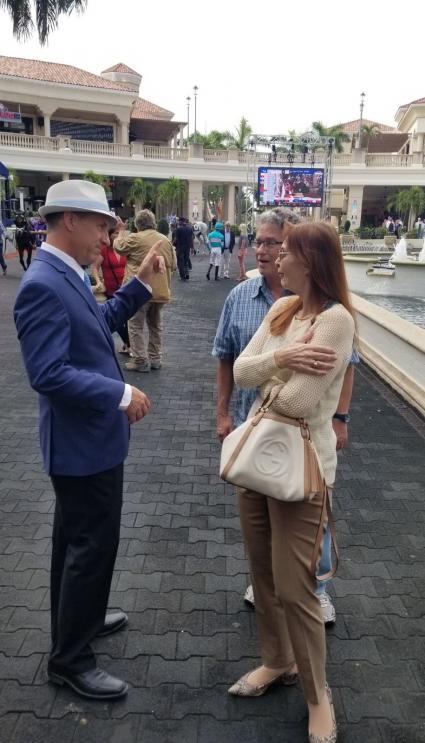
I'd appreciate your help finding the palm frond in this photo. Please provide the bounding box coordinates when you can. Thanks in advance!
[0,0,34,39]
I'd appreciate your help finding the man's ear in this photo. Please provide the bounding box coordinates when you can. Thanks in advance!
[62,212,78,232]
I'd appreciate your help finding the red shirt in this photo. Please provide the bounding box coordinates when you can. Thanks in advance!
[100,244,126,297]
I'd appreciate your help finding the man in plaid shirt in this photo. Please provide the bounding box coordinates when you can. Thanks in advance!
[213,208,357,624]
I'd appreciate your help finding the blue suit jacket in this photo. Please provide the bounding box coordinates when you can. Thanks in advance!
[14,248,151,476]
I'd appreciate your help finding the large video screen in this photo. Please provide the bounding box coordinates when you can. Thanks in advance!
[258,166,324,207]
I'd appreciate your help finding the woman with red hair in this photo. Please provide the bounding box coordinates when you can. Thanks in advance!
[229,222,355,743]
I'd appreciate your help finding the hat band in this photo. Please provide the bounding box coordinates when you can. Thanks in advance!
[44,198,110,212]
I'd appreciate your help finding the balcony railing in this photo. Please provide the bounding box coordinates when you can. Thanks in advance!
[143,145,188,161]
[365,154,413,167]
[0,131,59,151]
[70,139,131,158]
[0,132,423,169]
[204,149,229,162]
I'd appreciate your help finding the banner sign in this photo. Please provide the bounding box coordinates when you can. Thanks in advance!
[0,104,22,123]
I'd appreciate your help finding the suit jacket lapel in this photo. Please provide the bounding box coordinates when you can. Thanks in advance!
[63,268,116,352]
[35,249,116,353]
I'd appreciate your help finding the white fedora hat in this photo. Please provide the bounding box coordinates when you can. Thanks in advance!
[39,179,117,225]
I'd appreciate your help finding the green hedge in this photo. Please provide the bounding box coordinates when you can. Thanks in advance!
[352,227,387,239]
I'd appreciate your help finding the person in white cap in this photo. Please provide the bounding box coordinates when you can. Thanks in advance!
[14,180,165,701]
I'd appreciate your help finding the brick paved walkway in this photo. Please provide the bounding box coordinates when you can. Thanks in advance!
[1,250,425,743]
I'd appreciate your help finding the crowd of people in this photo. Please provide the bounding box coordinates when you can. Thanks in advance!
[13,179,358,743]
[382,215,403,238]
[0,212,47,274]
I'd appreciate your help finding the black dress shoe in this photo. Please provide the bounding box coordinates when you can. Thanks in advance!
[97,611,128,638]
[48,666,128,700]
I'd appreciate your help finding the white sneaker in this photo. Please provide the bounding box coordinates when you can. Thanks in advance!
[244,584,255,607]
[318,591,336,625]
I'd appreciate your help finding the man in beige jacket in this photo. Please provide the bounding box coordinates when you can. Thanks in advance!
[115,210,177,372]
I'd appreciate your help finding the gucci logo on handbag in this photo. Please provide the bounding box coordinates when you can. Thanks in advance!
[253,439,289,478]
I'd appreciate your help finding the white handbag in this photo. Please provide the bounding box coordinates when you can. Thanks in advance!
[220,387,338,578]
[220,386,325,502]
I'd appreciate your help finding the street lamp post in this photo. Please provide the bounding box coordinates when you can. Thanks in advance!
[186,96,191,141]
[357,91,366,148]
[193,85,198,143]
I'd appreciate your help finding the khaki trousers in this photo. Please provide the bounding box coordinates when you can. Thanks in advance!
[237,487,326,703]
[128,301,164,363]
[219,249,231,278]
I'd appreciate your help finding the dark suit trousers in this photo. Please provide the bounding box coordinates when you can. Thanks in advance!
[49,463,124,674]
[176,245,190,278]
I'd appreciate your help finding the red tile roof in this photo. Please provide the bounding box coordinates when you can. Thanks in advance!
[367,132,408,153]
[398,97,425,111]
[340,118,396,133]
[0,55,134,92]
[102,63,141,75]
[131,97,173,121]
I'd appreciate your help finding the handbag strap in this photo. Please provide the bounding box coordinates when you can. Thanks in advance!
[311,486,339,580]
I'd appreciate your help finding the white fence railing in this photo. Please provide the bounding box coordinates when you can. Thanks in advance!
[365,154,412,167]
[0,133,423,169]
[143,145,188,160]
[334,154,352,165]
[204,149,229,162]
[69,139,130,157]
[0,131,59,151]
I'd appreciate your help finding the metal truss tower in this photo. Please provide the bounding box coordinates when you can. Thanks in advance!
[243,131,335,230]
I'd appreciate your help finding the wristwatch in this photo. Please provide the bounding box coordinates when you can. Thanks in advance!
[333,413,350,423]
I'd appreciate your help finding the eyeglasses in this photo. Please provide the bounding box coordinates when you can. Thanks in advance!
[252,239,282,249]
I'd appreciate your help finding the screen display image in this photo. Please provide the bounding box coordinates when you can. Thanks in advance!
[258,167,324,207]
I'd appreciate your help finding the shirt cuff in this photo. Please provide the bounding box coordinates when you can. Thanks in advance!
[118,383,132,410]
[135,277,152,293]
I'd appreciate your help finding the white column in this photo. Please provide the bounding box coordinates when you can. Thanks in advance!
[119,121,129,144]
[187,181,203,221]
[347,186,364,229]
[224,184,236,224]
[44,114,51,138]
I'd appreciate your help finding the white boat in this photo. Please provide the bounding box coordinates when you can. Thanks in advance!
[366,260,396,277]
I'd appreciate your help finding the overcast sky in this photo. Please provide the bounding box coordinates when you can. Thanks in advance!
[0,0,423,136]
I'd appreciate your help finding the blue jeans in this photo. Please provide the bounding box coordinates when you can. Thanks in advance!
[315,525,332,595]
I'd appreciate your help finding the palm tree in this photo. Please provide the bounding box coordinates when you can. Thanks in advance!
[361,123,380,150]
[387,186,425,230]
[156,178,187,216]
[7,167,20,196]
[224,117,252,150]
[207,185,224,219]
[312,121,350,153]
[83,170,108,188]
[0,0,87,45]
[188,131,227,149]
[126,178,156,213]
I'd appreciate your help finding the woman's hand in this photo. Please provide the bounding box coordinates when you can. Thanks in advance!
[274,329,337,376]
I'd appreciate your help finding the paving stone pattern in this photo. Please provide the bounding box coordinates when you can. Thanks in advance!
[1,250,425,742]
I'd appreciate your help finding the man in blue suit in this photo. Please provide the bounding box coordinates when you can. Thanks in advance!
[14,180,165,700]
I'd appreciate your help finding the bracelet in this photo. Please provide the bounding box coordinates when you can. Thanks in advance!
[333,413,350,423]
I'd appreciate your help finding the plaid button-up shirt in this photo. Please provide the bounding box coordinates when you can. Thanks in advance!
[212,276,277,425]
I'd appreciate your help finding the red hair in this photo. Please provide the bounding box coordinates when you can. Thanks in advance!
[270,222,354,335]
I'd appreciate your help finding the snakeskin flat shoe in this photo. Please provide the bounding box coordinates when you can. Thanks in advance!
[309,683,337,743]
[228,667,298,697]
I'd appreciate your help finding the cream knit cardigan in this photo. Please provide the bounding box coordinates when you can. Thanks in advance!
[233,299,355,485]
